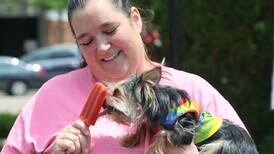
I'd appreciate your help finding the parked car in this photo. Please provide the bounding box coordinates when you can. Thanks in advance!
[0,56,45,95]
[20,43,82,81]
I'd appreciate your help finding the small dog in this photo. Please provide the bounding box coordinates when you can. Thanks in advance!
[103,67,258,154]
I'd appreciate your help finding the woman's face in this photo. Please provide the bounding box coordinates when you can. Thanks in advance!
[71,0,149,82]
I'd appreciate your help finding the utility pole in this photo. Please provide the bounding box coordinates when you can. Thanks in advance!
[271,32,274,110]
[168,0,180,68]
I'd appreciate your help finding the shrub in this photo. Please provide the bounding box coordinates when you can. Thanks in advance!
[258,131,274,154]
[0,113,17,138]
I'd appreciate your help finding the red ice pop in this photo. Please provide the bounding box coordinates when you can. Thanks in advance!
[80,82,108,126]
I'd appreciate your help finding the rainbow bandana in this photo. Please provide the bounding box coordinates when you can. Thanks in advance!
[159,98,223,143]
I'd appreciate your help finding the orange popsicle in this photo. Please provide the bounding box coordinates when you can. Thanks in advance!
[80,82,108,126]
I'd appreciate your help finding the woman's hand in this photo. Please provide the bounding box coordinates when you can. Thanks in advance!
[166,142,199,154]
[52,120,91,154]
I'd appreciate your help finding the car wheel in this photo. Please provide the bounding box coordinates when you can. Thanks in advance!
[7,80,28,95]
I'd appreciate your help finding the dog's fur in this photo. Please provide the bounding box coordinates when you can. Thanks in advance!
[103,67,258,154]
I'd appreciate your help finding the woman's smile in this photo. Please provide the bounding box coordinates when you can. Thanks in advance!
[100,50,126,72]
[101,50,121,62]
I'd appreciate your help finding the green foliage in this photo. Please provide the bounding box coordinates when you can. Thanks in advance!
[0,0,29,14]
[1,0,17,12]
[29,0,67,10]
[259,131,274,154]
[0,113,17,138]
[135,0,274,152]
[0,0,67,13]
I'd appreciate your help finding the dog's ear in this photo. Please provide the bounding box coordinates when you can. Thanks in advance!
[141,67,161,85]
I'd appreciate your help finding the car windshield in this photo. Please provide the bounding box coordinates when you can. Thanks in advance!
[21,48,51,62]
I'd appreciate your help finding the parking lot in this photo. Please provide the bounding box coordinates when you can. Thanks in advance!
[0,90,36,114]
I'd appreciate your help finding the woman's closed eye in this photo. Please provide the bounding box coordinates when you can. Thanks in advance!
[103,23,120,36]
[78,23,120,46]
[79,37,94,46]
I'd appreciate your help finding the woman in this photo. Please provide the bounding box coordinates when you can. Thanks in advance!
[1,0,245,153]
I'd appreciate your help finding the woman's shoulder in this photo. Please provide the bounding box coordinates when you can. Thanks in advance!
[160,65,210,89]
[46,67,94,84]
[28,67,96,113]
[160,65,224,105]
[40,67,95,91]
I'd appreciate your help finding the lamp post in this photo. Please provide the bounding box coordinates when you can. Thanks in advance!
[168,0,180,68]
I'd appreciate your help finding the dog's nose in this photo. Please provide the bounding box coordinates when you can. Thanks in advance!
[98,108,110,117]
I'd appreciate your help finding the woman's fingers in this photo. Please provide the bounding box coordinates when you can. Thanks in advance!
[59,131,81,153]
[73,120,90,153]
[53,137,76,153]
[72,120,91,153]
[62,140,76,154]
[53,120,91,154]
[72,120,91,138]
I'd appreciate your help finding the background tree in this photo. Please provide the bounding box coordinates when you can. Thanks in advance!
[29,0,67,10]
[29,0,67,43]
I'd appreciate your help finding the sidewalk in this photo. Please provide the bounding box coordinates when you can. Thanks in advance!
[0,139,5,151]
[0,90,35,114]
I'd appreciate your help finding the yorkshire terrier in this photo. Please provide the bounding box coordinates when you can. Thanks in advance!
[103,67,258,154]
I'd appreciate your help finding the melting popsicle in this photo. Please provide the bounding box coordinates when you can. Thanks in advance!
[80,82,108,126]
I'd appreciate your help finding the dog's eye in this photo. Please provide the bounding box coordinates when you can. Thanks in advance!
[113,88,121,96]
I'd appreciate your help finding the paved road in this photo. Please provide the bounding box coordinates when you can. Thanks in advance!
[0,90,37,114]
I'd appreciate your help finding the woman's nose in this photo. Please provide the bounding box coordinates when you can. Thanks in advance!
[96,36,111,54]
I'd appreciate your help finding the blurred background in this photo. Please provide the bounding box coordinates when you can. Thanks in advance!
[0,0,273,153]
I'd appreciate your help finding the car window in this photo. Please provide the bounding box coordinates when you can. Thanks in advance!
[21,45,79,62]
[34,53,51,60]
[22,50,52,62]
[48,50,76,59]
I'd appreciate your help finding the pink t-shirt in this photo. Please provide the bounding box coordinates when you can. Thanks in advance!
[1,66,245,153]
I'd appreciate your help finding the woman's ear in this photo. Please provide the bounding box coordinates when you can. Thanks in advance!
[130,7,142,33]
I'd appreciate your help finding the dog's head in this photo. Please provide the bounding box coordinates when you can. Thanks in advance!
[103,67,162,124]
